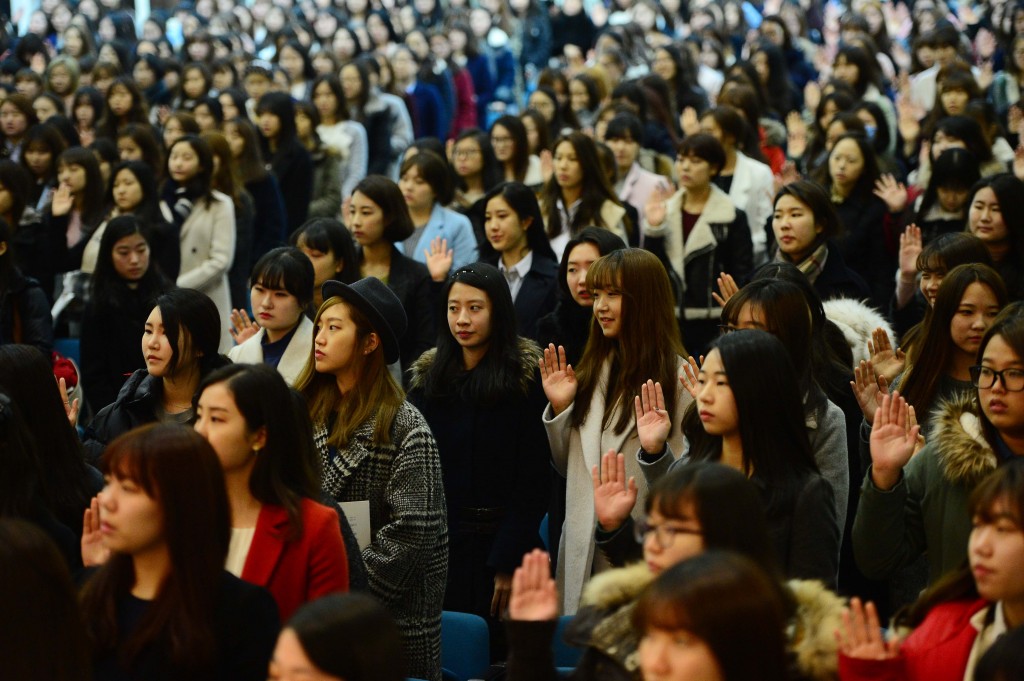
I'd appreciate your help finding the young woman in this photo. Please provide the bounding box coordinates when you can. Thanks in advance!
[161,135,236,351]
[649,329,841,585]
[20,123,64,214]
[257,92,313,236]
[97,77,151,141]
[398,151,479,281]
[830,44,896,154]
[116,124,164,179]
[82,216,172,413]
[268,592,406,681]
[47,146,107,300]
[698,106,774,264]
[819,132,893,309]
[346,176,435,377]
[477,182,558,339]
[490,115,543,187]
[540,248,690,613]
[194,363,349,620]
[408,263,549,639]
[841,458,1024,680]
[228,247,316,386]
[967,174,1024,299]
[449,128,502,212]
[0,94,36,163]
[294,102,343,221]
[853,305,1024,588]
[311,74,369,200]
[568,73,602,132]
[341,60,402,177]
[539,131,631,259]
[72,86,103,147]
[772,179,871,303]
[644,133,752,355]
[296,277,446,681]
[79,424,280,680]
[82,288,230,463]
[224,116,287,266]
[276,41,314,102]
[506,461,841,681]
[290,217,359,311]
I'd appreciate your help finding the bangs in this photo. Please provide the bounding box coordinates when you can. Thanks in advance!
[586,253,622,292]
[652,487,699,522]
[917,249,948,275]
[634,587,694,632]
[101,436,156,498]
[296,224,333,254]
[970,470,1024,525]
[251,258,292,294]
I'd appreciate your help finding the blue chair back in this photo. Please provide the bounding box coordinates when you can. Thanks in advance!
[553,615,584,669]
[440,611,490,681]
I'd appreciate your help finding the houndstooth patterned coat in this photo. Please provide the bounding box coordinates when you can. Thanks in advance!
[314,401,448,681]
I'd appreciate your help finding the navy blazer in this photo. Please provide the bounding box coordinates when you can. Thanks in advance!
[384,246,437,380]
[485,254,559,341]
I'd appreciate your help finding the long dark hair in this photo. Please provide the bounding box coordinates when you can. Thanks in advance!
[452,128,502,193]
[632,551,790,681]
[0,346,95,531]
[80,424,231,672]
[197,364,320,539]
[820,132,880,202]
[687,330,819,517]
[151,288,229,379]
[91,215,171,306]
[289,218,358,285]
[422,263,526,404]
[57,145,106,227]
[915,148,980,227]
[971,174,1024,266]
[256,91,301,160]
[490,115,530,182]
[106,160,162,226]
[0,518,91,681]
[479,182,557,263]
[572,249,683,433]
[901,263,1007,415]
[539,131,631,240]
[165,135,215,207]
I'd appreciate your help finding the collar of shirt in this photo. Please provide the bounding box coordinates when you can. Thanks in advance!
[499,250,533,282]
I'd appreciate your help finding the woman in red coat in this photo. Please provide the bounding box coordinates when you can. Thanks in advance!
[838,401,1024,681]
[195,362,349,620]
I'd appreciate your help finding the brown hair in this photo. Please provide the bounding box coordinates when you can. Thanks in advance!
[571,249,684,433]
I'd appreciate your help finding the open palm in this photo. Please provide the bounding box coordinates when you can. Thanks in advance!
[509,549,558,621]
[540,344,577,416]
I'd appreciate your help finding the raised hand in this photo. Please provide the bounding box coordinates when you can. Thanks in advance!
[837,597,901,660]
[645,185,672,227]
[81,496,111,567]
[592,449,638,532]
[869,391,919,490]
[229,308,260,345]
[868,327,906,383]
[58,376,79,428]
[803,82,821,115]
[540,344,577,416]
[680,106,700,136]
[635,380,671,455]
[508,549,558,621]
[711,272,739,307]
[424,236,454,282]
[851,359,888,425]
[897,98,922,144]
[539,149,553,184]
[898,224,923,277]
[50,183,74,217]
[786,111,808,159]
[873,174,908,214]
[679,355,703,399]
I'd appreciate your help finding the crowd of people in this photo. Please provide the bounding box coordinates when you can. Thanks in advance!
[7,0,1024,679]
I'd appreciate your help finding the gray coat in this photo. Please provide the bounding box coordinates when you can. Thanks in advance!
[315,401,448,681]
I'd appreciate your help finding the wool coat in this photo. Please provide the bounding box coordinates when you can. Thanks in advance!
[227,316,314,386]
[543,357,691,614]
[314,401,447,681]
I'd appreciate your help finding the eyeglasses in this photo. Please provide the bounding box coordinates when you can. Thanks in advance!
[970,366,1024,392]
[452,148,480,159]
[633,519,702,548]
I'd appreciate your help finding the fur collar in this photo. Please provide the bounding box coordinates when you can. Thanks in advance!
[823,298,894,368]
[787,579,845,681]
[930,391,998,486]
[581,562,653,609]
[665,183,737,225]
[406,337,541,393]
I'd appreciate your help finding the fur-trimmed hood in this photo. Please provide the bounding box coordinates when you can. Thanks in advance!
[406,337,542,393]
[929,390,998,487]
[823,297,894,368]
[567,565,846,681]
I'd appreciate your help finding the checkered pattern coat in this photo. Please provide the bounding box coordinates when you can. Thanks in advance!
[314,401,448,681]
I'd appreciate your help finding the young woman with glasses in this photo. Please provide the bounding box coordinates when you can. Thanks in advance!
[854,303,1024,589]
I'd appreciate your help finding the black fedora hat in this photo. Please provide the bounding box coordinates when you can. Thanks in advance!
[321,278,407,364]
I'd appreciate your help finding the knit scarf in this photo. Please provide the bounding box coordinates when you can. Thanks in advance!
[776,241,829,284]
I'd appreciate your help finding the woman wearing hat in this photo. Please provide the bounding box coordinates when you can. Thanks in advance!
[296,276,447,681]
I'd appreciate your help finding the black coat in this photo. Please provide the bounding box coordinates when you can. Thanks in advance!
[384,247,437,380]
[81,370,163,465]
[268,141,314,237]
[91,571,279,681]
[482,254,559,341]
[246,175,287,264]
[0,270,53,354]
[812,241,871,303]
[832,193,893,309]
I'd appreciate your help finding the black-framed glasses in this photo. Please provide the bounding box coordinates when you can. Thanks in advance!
[633,519,702,548]
[969,365,1024,392]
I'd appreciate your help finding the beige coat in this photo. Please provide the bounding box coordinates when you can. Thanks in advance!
[173,190,236,352]
[542,357,691,614]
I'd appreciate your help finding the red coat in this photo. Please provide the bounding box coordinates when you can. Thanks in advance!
[839,599,988,681]
[241,499,350,621]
